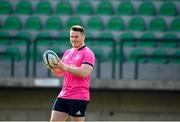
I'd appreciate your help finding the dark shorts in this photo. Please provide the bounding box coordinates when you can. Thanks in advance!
[52,98,89,117]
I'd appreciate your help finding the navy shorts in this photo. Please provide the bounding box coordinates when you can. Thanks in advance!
[52,98,89,117]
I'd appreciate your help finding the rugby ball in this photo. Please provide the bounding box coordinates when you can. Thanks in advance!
[43,50,59,69]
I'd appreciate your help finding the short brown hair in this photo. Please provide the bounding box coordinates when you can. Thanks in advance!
[70,25,84,33]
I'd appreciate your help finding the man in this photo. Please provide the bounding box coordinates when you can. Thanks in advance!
[48,25,95,122]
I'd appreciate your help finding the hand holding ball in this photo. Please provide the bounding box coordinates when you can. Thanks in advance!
[43,50,59,69]
[43,50,64,77]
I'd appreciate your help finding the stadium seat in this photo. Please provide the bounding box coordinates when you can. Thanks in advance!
[140,32,156,47]
[159,2,177,16]
[55,30,70,48]
[129,49,147,63]
[107,16,124,31]
[65,16,83,29]
[35,1,52,15]
[24,16,41,30]
[149,48,168,64]
[3,47,22,61]
[29,47,41,61]
[87,16,104,30]
[0,31,10,45]
[55,2,72,15]
[36,32,52,46]
[107,48,122,62]
[76,1,93,15]
[47,46,63,58]
[85,31,94,46]
[160,33,177,47]
[116,1,134,15]
[97,31,114,47]
[44,16,63,30]
[171,50,180,64]
[0,1,12,14]
[15,31,31,46]
[91,46,105,62]
[119,32,136,47]
[15,1,32,14]
[3,16,21,30]
[149,17,166,31]
[170,17,180,31]
[138,2,155,15]
[96,1,113,15]
[128,17,145,31]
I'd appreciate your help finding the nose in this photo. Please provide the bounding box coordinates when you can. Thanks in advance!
[71,38,75,42]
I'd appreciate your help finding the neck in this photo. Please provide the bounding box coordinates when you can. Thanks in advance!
[77,45,86,51]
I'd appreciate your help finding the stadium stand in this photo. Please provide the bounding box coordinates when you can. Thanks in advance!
[65,16,83,29]
[3,47,22,61]
[3,16,21,30]
[35,1,52,15]
[149,17,167,31]
[159,2,177,16]
[76,1,94,15]
[55,2,72,15]
[15,31,31,46]
[15,1,32,15]
[24,16,41,30]
[170,17,180,31]
[0,0,179,80]
[44,16,63,30]
[96,31,114,50]
[87,16,104,30]
[138,2,155,16]
[0,1,12,14]
[96,1,113,15]
[0,31,10,46]
[160,33,177,47]
[140,32,156,47]
[129,49,147,63]
[29,47,41,61]
[148,48,168,63]
[107,16,124,31]
[36,31,52,46]
[128,17,146,31]
[116,1,134,15]
[172,49,180,63]
[119,32,136,47]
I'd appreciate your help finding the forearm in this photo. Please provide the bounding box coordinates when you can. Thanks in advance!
[51,68,64,77]
[53,60,93,77]
[64,64,88,77]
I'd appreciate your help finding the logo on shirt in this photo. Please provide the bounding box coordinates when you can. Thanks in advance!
[75,55,80,60]
[76,111,81,115]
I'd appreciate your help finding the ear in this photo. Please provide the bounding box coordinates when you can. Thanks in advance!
[83,35,86,40]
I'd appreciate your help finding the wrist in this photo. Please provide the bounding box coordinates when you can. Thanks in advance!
[63,63,69,71]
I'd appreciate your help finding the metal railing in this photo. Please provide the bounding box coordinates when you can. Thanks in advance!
[119,38,180,79]
[134,55,180,79]
[0,36,30,77]
[1,36,179,79]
